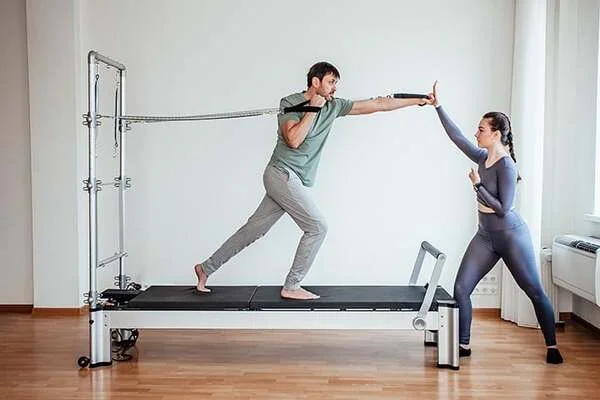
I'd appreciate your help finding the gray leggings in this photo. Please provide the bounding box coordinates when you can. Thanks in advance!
[200,165,327,289]
[454,211,557,346]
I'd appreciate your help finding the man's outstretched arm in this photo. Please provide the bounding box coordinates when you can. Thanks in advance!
[348,95,431,115]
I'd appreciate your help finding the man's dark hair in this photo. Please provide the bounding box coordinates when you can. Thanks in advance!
[306,62,340,88]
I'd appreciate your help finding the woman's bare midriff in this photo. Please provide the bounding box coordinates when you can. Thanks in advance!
[478,204,495,213]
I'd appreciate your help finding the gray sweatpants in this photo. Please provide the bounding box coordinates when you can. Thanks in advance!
[200,164,328,289]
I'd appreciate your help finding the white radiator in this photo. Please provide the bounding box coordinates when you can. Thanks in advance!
[540,248,560,321]
[552,234,600,306]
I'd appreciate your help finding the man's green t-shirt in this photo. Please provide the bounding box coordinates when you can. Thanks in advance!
[268,92,353,187]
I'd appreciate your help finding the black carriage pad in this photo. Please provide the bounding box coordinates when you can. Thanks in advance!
[250,286,454,311]
[123,285,454,311]
[125,285,257,310]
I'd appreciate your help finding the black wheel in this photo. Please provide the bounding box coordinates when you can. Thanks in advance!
[77,356,90,368]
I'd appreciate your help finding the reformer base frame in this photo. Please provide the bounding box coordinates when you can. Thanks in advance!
[90,285,459,370]
[83,50,459,371]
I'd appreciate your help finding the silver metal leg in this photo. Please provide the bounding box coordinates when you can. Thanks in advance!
[424,329,438,346]
[90,310,112,367]
[436,302,459,370]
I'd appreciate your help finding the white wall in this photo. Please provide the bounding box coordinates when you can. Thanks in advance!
[78,0,514,301]
[0,0,33,304]
[543,0,600,327]
[26,0,84,307]
[14,0,600,333]
[543,0,598,242]
[17,0,516,307]
[575,0,600,328]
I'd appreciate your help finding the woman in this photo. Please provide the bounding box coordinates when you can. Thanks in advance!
[429,82,563,364]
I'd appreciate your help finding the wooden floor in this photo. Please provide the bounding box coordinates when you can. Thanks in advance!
[0,313,598,399]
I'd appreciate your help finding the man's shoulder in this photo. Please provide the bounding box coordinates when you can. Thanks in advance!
[327,96,353,117]
[331,96,351,102]
[329,96,352,108]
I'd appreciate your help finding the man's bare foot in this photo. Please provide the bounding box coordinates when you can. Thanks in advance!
[194,264,211,293]
[280,287,320,300]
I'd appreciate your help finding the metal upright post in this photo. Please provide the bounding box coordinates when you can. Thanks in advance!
[84,51,126,368]
[87,52,99,312]
[436,301,459,370]
[87,52,113,367]
[117,69,127,289]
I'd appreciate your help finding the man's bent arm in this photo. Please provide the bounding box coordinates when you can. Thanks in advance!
[282,113,318,149]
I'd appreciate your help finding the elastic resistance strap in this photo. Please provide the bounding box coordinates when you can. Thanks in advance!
[282,100,322,114]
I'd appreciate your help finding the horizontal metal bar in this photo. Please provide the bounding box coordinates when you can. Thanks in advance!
[121,107,281,124]
[82,113,115,120]
[97,252,127,269]
[119,93,414,125]
[105,309,440,330]
[88,51,125,71]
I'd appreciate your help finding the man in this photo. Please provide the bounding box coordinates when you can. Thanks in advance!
[195,62,432,299]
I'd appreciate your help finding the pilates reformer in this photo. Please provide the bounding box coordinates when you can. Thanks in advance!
[78,51,458,370]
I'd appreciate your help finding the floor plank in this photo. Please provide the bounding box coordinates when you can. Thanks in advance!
[0,313,597,399]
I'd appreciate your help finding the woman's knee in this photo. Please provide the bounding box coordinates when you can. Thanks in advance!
[453,281,470,301]
[522,284,547,304]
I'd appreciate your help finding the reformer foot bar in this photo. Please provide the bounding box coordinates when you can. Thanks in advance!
[81,51,457,370]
